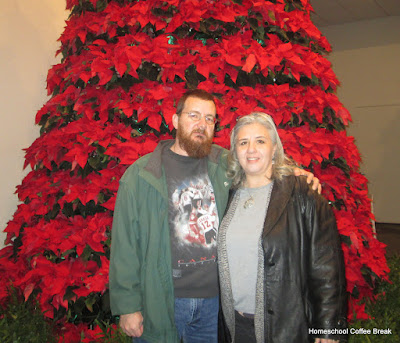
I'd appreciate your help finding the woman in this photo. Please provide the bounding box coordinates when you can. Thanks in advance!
[218,113,347,343]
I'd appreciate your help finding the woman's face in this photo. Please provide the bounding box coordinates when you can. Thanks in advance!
[236,122,277,182]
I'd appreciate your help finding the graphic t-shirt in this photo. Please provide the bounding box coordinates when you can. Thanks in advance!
[163,148,219,298]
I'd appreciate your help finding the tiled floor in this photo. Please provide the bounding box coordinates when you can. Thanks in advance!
[375,223,400,257]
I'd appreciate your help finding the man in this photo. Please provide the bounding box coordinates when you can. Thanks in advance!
[109,90,318,342]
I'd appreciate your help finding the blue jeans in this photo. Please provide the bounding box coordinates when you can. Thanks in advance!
[174,296,219,343]
[133,295,219,343]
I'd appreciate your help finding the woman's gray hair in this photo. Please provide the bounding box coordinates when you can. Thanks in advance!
[227,112,295,187]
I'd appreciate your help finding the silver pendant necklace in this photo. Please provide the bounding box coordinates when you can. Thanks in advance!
[242,181,274,209]
[243,191,255,209]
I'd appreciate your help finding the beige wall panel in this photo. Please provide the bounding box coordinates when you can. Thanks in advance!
[322,18,400,223]
[0,1,68,248]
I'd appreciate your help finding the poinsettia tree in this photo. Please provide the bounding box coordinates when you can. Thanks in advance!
[0,0,389,341]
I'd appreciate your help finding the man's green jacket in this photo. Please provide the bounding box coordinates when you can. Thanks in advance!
[109,140,231,342]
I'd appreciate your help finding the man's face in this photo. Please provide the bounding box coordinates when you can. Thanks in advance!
[172,96,216,158]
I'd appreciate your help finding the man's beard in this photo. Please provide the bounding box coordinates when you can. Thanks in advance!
[176,128,213,158]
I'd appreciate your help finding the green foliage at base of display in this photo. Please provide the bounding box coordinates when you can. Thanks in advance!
[349,254,400,342]
[0,287,56,343]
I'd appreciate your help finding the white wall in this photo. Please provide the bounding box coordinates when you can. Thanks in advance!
[321,16,400,223]
[0,1,68,247]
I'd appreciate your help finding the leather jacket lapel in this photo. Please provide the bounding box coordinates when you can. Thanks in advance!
[262,175,296,238]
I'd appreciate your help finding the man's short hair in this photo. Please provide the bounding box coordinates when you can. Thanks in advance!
[176,89,216,115]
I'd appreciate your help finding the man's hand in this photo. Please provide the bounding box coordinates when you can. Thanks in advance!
[294,167,321,194]
[315,339,339,343]
[119,312,144,337]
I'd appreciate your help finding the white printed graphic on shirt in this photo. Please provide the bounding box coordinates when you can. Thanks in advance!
[171,176,218,249]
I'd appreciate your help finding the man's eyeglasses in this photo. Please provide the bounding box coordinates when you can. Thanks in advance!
[182,111,218,125]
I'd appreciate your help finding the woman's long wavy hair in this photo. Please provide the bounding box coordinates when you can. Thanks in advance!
[227,112,296,187]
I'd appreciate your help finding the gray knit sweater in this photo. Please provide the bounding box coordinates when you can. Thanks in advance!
[218,185,273,343]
